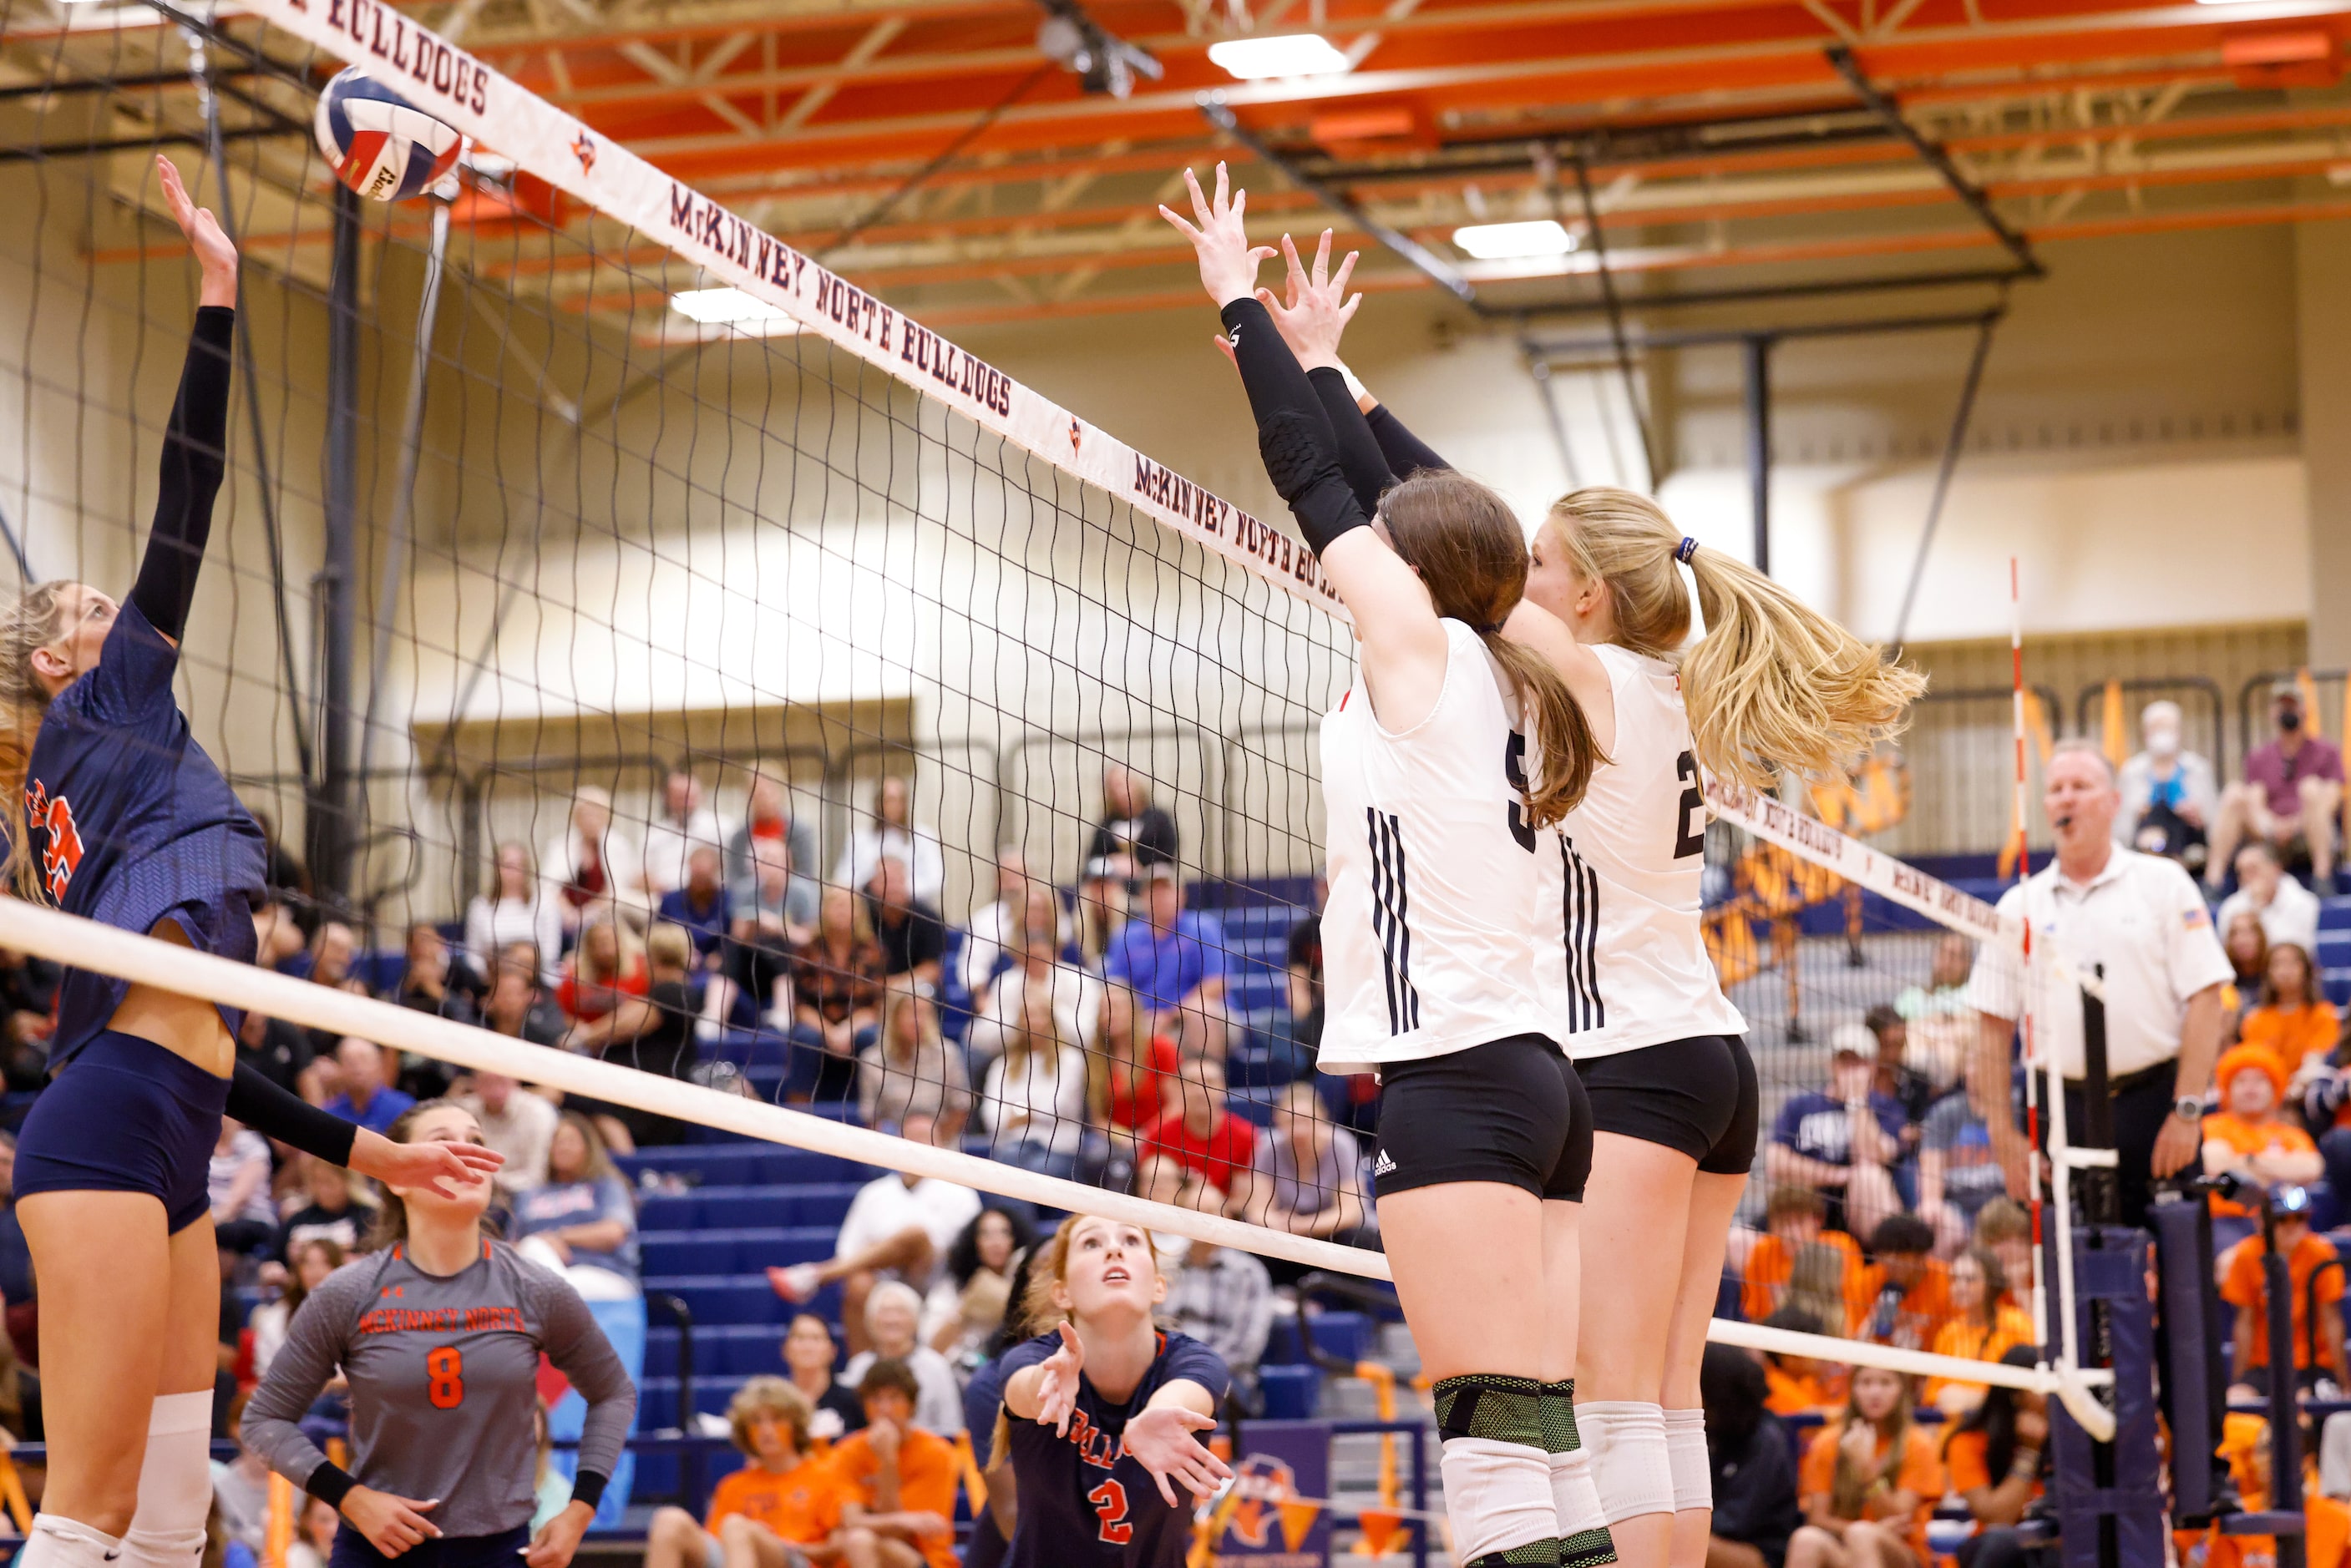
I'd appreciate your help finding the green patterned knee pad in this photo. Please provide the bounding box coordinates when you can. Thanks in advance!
[1540,1378,1583,1454]
[1432,1373,1547,1447]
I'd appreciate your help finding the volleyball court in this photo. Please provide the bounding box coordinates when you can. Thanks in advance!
[0,1,2148,1558]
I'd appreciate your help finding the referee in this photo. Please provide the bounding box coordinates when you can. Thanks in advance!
[1968,739,2233,1228]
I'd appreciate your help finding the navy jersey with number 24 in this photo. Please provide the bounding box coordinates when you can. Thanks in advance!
[998,1328,1230,1568]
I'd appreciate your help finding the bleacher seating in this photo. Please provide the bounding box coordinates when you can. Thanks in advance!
[2318,894,2351,1007]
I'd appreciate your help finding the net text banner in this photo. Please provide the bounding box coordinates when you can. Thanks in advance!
[246,0,1341,615]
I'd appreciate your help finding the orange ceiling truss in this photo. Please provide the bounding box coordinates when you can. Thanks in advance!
[23,0,2351,325]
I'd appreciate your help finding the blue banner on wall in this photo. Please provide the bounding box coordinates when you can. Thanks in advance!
[1214,1419,1333,1567]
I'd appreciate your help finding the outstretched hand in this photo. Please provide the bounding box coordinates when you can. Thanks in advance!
[1031,1323,1086,1437]
[1158,163,1277,309]
[155,154,237,308]
[1124,1404,1232,1506]
[353,1128,505,1200]
[1261,230,1360,372]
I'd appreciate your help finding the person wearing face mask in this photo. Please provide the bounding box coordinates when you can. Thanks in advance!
[2115,700,2218,875]
[2212,680,2345,894]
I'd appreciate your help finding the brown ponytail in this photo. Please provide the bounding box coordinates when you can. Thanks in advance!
[1543,488,1926,788]
[1381,471,1604,824]
[0,584,71,902]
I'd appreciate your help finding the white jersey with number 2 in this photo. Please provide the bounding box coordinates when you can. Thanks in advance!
[1547,642,1746,1059]
[1317,619,1562,1076]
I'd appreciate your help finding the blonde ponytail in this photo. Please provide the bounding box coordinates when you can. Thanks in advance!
[1381,471,1605,822]
[0,584,70,903]
[1543,489,1925,788]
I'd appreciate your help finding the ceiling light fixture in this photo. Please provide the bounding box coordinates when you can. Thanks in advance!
[1450,220,1575,260]
[669,287,798,334]
[1207,33,1351,79]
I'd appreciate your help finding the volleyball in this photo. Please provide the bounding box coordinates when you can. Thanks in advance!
[313,66,464,203]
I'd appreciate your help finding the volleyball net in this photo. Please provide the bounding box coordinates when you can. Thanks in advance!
[0,0,2089,1402]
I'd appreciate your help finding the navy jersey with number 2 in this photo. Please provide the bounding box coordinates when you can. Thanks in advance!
[998,1328,1230,1567]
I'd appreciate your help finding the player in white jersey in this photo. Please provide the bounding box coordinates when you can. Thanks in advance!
[1164,169,1619,1568]
[1243,232,1925,1568]
[1526,493,1923,1568]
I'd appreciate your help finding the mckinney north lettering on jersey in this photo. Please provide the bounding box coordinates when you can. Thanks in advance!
[357,1304,529,1336]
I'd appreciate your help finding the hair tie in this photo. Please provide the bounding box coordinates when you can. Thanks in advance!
[1474,620,1506,635]
[1675,537,1699,564]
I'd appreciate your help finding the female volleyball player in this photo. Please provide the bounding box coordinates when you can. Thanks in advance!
[996,1215,1229,1565]
[5,154,501,1568]
[1164,169,1618,1568]
[1251,229,1923,1568]
[245,1100,636,1568]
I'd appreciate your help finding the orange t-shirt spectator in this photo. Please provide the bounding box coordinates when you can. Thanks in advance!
[1925,1247,2038,1414]
[1943,1351,2051,1542]
[2222,1209,2346,1386]
[2238,943,2338,1082]
[828,1358,960,1568]
[1846,1215,1953,1351]
[1137,1056,1256,1196]
[640,1378,843,1568]
[1742,1186,1863,1324]
[2203,1048,2323,1219]
[1759,1308,1846,1417]
[2191,1414,2351,1568]
[1794,1366,1944,1565]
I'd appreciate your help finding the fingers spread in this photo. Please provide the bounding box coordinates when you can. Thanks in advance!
[1313,228,1333,285]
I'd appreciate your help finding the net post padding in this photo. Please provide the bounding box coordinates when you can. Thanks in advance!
[0,896,2091,1395]
[0,898,1380,1281]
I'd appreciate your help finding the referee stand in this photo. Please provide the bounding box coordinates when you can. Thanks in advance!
[2050,964,2312,1568]
[2041,964,2170,1568]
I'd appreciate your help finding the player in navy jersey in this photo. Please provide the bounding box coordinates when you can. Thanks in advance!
[996,1216,1231,1566]
[6,156,500,1568]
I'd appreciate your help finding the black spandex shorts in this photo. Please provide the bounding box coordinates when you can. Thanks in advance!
[1575,1033,1759,1175]
[1372,1034,1591,1202]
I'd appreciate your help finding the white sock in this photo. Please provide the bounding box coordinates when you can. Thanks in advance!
[1576,1400,1675,1525]
[22,1515,127,1568]
[119,1392,215,1568]
[1441,1437,1561,1565]
[1664,1407,1712,1515]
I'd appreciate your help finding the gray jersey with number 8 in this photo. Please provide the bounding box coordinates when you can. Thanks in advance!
[245,1238,636,1537]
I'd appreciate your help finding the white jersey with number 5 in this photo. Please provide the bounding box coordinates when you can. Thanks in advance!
[1547,643,1746,1058]
[1317,620,1561,1076]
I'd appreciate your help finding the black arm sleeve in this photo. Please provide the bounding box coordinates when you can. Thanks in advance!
[227,1061,359,1167]
[129,305,235,641]
[1365,403,1452,479]
[1305,367,1396,517]
[1217,298,1369,558]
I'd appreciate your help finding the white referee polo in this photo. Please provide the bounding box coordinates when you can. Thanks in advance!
[1963,846,2232,1082]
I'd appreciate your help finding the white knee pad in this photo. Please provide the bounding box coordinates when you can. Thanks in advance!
[1575,1401,1675,1525]
[121,1391,215,1568]
[1548,1444,1611,1536]
[22,1515,128,1568]
[1439,1437,1561,1565]
[1663,1408,1712,1514]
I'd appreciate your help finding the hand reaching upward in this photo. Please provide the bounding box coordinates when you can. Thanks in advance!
[1158,163,1277,309]
[155,154,237,309]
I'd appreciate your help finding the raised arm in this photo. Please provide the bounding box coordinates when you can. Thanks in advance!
[1161,169,1448,729]
[137,156,239,645]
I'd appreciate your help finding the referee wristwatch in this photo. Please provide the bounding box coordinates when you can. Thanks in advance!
[2173,1095,2206,1123]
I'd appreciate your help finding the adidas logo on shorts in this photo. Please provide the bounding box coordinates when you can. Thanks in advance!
[1373,1150,1396,1176]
